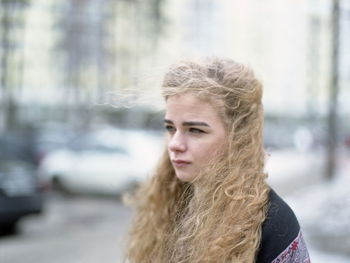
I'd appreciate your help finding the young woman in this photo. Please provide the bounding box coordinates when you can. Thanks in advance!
[126,58,311,263]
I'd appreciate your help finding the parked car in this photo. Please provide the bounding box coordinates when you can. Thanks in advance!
[38,128,162,195]
[33,123,78,164]
[0,132,46,233]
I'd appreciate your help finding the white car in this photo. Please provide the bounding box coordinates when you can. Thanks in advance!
[38,128,162,195]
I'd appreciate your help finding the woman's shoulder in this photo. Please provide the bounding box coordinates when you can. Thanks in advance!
[256,188,311,263]
[263,188,300,240]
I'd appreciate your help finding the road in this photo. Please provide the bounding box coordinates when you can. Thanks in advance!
[1,148,349,263]
[0,193,132,263]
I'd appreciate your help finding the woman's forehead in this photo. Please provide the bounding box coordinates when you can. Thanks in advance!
[165,94,223,123]
[166,93,211,111]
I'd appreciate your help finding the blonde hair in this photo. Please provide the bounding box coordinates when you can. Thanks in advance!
[126,57,270,263]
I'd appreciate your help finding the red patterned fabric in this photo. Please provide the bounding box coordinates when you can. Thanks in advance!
[271,231,311,263]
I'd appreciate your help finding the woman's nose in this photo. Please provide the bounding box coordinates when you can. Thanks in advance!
[168,132,187,152]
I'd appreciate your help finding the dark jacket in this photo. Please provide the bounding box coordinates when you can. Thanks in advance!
[256,189,311,263]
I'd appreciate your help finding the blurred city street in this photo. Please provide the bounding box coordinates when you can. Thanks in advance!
[1,149,349,263]
[0,193,132,263]
[1,0,350,262]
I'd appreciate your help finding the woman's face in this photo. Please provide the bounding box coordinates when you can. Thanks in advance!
[165,93,226,182]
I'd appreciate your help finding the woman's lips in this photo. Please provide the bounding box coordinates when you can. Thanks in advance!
[172,160,191,168]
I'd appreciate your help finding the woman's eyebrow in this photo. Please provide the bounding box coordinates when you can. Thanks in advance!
[164,119,173,124]
[183,121,209,127]
[164,119,209,127]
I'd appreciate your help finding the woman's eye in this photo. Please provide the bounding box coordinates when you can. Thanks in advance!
[189,128,205,134]
[165,125,176,133]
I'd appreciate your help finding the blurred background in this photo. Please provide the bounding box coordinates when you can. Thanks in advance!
[0,0,349,262]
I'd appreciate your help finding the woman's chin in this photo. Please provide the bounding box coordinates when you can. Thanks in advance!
[175,171,195,182]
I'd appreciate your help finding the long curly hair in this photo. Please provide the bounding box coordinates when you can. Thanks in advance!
[126,57,270,263]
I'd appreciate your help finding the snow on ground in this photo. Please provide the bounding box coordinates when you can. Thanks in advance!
[266,149,350,262]
[287,171,350,261]
[308,247,350,263]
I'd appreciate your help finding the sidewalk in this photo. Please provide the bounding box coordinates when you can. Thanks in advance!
[266,149,350,262]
